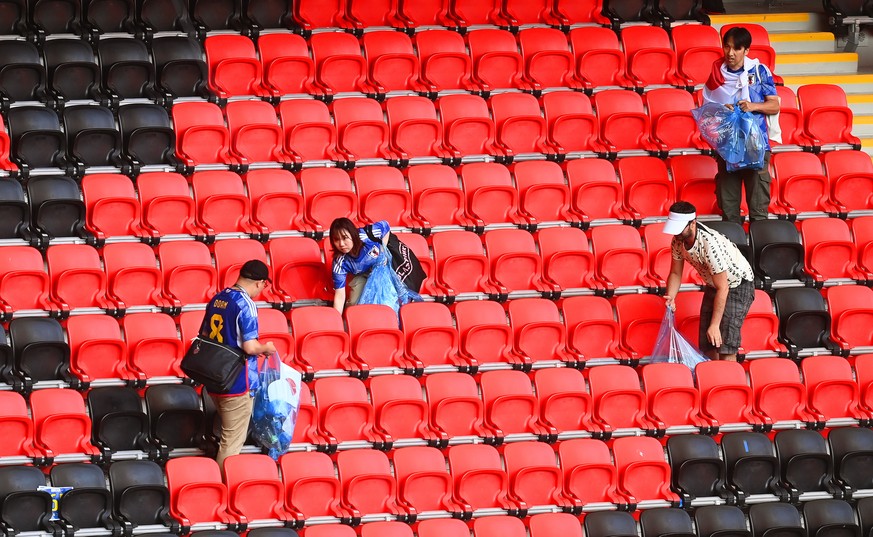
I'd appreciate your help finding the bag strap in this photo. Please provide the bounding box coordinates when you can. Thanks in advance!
[363,224,377,243]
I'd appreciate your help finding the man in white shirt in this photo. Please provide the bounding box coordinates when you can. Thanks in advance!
[663,201,755,361]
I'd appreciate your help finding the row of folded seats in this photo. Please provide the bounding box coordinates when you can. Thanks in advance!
[6,354,873,462]
[5,426,873,535]
[4,152,873,251]
[0,84,859,182]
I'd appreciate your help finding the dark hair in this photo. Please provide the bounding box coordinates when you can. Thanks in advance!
[329,217,363,258]
[669,200,697,214]
[723,26,752,50]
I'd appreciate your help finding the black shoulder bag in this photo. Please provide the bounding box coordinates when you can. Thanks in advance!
[365,225,426,293]
[181,337,246,394]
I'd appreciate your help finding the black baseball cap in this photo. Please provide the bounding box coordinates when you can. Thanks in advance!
[239,259,271,282]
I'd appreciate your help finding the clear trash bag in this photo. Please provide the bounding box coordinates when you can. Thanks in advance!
[250,353,302,460]
[650,308,709,371]
[692,102,765,172]
[357,250,422,315]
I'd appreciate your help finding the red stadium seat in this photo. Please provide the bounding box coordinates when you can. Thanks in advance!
[137,172,201,238]
[481,370,556,438]
[0,246,57,316]
[304,526,357,537]
[534,367,600,436]
[802,355,871,423]
[393,446,466,515]
[223,454,293,523]
[473,516,528,537]
[518,27,582,91]
[827,284,873,352]
[551,0,609,25]
[166,457,235,527]
[748,358,822,426]
[314,376,384,444]
[540,90,606,156]
[504,440,577,510]
[450,0,503,27]
[621,26,687,88]
[81,173,152,242]
[448,444,523,512]
[172,101,240,168]
[616,156,676,218]
[489,92,552,158]
[614,294,668,360]
[346,0,410,30]
[797,84,861,149]
[279,451,351,520]
[425,372,493,439]
[30,388,100,459]
[256,308,294,366]
[591,225,662,290]
[204,34,269,99]
[853,354,873,417]
[853,217,873,276]
[360,521,415,537]
[402,0,450,27]
[641,362,714,430]
[483,228,558,295]
[46,244,116,312]
[157,240,218,305]
[407,164,478,229]
[592,90,660,154]
[267,237,332,303]
[310,32,373,96]
[190,171,265,238]
[362,31,427,94]
[67,314,142,385]
[431,230,502,297]
[822,150,873,212]
[257,33,315,97]
[565,158,634,221]
[772,86,808,149]
[299,167,359,232]
[740,290,788,356]
[800,218,869,284]
[512,160,582,225]
[122,312,184,379]
[558,438,627,506]
[415,30,476,93]
[695,360,766,428]
[454,300,528,369]
[644,88,708,153]
[612,436,680,505]
[562,295,632,362]
[290,306,360,376]
[568,27,632,90]
[0,392,39,459]
[529,513,585,537]
[672,24,722,87]
[536,227,600,292]
[467,29,530,92]
[336,450,407,518]
[370,374,444,444]
[243,169,306,234]
[384,96,454,162]
[668,155,720,217]
[353,166,414,228]
[345,304,407,370]
[770,151,842,217]
[437,94,502,158]
[277,99,341,164]
[332,97,396,163]
[212,238,279,299]
[417,518,473,537]
[672,291,703,345]
[400,302,470,369]
[459,162,529,226]
[508,297,581,367]
[225,100,289,165]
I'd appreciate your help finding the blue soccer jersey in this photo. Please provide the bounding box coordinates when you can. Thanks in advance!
[331,220,390,290]
[199,286,259,396]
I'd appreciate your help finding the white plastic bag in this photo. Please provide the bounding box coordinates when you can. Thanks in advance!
[650,308,709,371]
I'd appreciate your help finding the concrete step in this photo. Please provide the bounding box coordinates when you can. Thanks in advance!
[710,12,823,33]
[852,115,873,137]
[860,138,873,156]
[770,32,836,54]
[775,52,858,75]
[781,73,873,94]
[848,94,873,115]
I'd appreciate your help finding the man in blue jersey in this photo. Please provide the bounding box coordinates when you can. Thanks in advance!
[703,26,780,224]
[200,259,276,468]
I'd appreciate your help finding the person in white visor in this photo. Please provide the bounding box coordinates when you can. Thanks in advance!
[663,201,755,361]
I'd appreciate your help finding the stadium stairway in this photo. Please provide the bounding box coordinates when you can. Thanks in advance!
[711,11,873,156]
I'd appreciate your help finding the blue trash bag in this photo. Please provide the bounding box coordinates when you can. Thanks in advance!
[692,102,765,172]
[251,353,302,460]
[650,307,709,372]
[357,250,422,315]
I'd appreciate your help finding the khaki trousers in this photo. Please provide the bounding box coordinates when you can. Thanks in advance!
[211,392,253,470]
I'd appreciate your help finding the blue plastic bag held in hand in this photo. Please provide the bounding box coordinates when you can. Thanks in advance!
[650,308,709,371]
[251,353,302,460]
[692,102,765,172]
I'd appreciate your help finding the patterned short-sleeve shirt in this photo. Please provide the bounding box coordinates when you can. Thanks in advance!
[671,224,753,288]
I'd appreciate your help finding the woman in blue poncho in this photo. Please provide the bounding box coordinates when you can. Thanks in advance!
[329,217,419,315]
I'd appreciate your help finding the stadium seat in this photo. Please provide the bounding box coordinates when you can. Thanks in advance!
[616,156,676,218]
[50,462,119,534]
[166,457,235,527]
[823,150,873,212]
[204,35,269,99]
[592,90,659,154]
[310,32,374,96]
[483,228,557,295]
[122,313,184,379]
[454,300,525,369]
[448,444,523,513]
[852,217,873,279]
[825,283,873,350]
[415,29,476,93]
[139,0,195,36]
[81,173,150,242]
[109,460,174,531]
[804,354,870,424]
[401,302,473,369]
[540,90,606,156]
[0,181,30,244]
[117,104,177,172]
[344,304,407,370]
[362,31,427,94]
[304,527,356,537]
[583,510,638,537]
[772,85,808,149]
[103,242,176,312]
[67,313,142,385]
[315,377,382,446]
[672,291,703,344]
[565,158,633,221]
[0,392,39,459]
[424,372,492,438]
[279,452,348,520]
[28,175,90,243]
[393,446,465,516]
[771,152,843,217]
[665,435,725,502]
[748,220,806,287]
[384,96,454,162]
[671,24,723,87]
[171,100,239,167]
[467,29,530,92]
[290,307,359,375]
[558,438,626,506]
[190,0,242,33]
[695,360,766,429]
[267,237,332,303]
[803,499,860,537]
[668,155,720,217]
[459,162,529,226]
[406,164,476,229]
[157,240,218,305]
[46,244,116,312]
[224,100,289,165]
[31,388,100,459]
[489,93,552,158]
[551,0,609,25]
[0,40,46,105]
[8,317,72,388]
[591,225,662,291]
[533,367,600,435]
[562,295,630,361]
[481,370,556,439]
[473,516,527,537]
[568,27,631,90]
[512,160,581,225]
[615,294,670,359]
[797,84,861,149]
[212,238,274,295]
[369,374,443,444]
[223,454,292,523]
[97,38,156,104]
[431,230,501,297]
[503,440,577,510]
[507,297,582,367]
[146,384,207,452]
[773,287,833,354]
[620,26,687,88]
[748,358,822,426]
[588,365,663,433]
[0,465,55,534]
[827,427,873,493]
[345,0,409,29]
[748,502,804,537]
[645,88,709,153]
[291,0,348,30]
[277,99,340,165]
[536,227,599,292]
[256,33,314,97]
[641,362,713,431]
[8,106,69,170]
[437,94,502,158]
[775,429,837,498]
[43,39,101,103]
[695,506,752,537]
[360,521,414,537]
[417,518,474,537]
[299,166,359,231]
[151,36,211,102]
[721,432,781,501]
[332,97,397,163]
[801,218,869,283]
[737,290,787,356]
[336,449,407,518]
[0,246,56,315]
[518,28,582,91]
[243,169,306,234]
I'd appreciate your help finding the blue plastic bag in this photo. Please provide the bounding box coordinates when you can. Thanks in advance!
[251,353,302,460]
[650,308,709,372]
[692,102,765,172]
[357,250,422,315]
